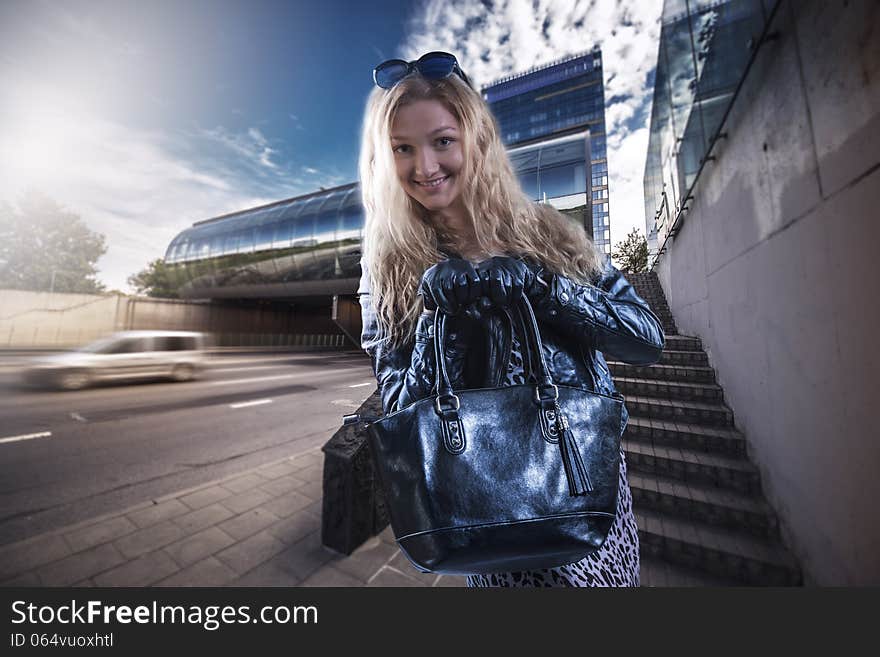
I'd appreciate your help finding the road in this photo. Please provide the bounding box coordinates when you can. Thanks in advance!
[0,350,374,546]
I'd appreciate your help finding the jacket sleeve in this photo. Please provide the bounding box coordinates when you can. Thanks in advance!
[358,260,437,415]
[526,257,665,366]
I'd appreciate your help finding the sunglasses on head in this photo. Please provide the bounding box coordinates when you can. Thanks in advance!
[373,51,473,90]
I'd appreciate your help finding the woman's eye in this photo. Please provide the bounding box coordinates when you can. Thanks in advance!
[393,144,410,154]
[437,137,454,146]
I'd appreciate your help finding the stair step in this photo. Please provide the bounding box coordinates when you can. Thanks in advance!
[628,470,778,538]
[624,394,734,427]
[616,376,724,403]
[623,438,760,494]
[658,349,708,366]
[639,553,741,587]
[636,508,801,585]
[609,361,716,383]
[624,417,746,456]
[660,334,702,351]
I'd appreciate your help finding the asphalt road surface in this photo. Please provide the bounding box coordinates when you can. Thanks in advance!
[0,349,374,546]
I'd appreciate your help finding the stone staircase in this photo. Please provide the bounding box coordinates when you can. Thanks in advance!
[621,272,802,586]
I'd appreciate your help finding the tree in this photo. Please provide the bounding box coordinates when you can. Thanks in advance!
[0,193,107,293]
[612,227,649,274]
[127,258,179,298]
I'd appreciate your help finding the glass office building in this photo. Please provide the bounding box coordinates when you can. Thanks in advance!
[482,49,611,255]
[164,183,363,299]
[643,0,780,263]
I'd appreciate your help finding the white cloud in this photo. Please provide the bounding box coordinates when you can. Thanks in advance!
[401,0,664,252]
[202,125,280,171]
[0,93,299,292]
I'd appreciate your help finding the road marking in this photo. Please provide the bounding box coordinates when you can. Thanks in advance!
[331,399,360,408]
[208,367,353,386]
[212,365,289,374]
[0,431,52,445]
[229,399,273,409]
[348,382,374,388]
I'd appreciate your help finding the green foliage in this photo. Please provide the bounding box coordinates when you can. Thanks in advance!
[127,258,179,298]
[0,193,107,293]
[611,227,649,274]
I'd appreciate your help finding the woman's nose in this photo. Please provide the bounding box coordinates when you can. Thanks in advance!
[415,150,440,178]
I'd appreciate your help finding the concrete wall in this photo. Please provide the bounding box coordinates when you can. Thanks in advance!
[0,290,347,349]
[655,0,879,584]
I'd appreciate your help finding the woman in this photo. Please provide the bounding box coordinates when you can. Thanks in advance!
[356,52,665,586]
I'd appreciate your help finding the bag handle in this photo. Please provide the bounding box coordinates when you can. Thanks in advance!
[431,294,559,415]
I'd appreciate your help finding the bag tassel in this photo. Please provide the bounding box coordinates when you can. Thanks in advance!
[556,404,593,496]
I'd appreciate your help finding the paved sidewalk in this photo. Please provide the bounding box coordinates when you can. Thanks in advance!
[0,439,714,587]
[0,445,467,587]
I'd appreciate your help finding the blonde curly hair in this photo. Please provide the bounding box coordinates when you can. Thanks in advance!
[358,71,603,350]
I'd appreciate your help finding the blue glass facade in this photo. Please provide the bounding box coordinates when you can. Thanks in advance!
[165,184,363,298]
[643,0,780,263]
[482,49,611,255]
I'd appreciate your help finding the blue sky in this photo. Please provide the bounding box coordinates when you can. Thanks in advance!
[0,0,663,290]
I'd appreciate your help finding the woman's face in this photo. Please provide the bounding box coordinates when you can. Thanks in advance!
[390,99,465,215]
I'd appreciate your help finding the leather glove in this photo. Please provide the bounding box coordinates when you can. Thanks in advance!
[473,256,537,310]
[418,257,485,314]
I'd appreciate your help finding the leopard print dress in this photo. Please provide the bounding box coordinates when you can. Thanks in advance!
[465,329,641,588]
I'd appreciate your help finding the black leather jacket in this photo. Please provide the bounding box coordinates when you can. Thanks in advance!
[357,254,665,426]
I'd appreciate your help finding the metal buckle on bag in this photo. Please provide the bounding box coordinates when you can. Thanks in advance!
[534,383,558,404]
[434,392,461,414]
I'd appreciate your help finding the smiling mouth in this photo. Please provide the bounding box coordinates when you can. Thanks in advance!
[415,175,450,188]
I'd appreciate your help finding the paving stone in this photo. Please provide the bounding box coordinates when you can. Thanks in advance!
[221,487,274,514]
[302,499,322,517]
[222,473,270,494]
[366,566,427,587]
[163,527,237,568]
[226,560,302,587]
[113,520,185,559]
[331,535,399,583]
[35,543,127,586]
[218,508,281,541]
[259,473,309,497]
[155,557,238,587]
[1,571,42,586]
[293,463,323,484]
[215,530,288,575]
[63,516,138,553]
[92,550,180,587]
[265,509,321,545]
[0,534,72,580]
[179,485,234,510]
[289,452,323,470]
[377,525,396,546]
[126,498,191,529]
[262,489,314,519]
[296,479,323,501]
[257,461,301,480]
[171,503,236,533]
[434,575,468,587]
[268,531,340,581]
[300,564,365,587]
[387,550,440,586]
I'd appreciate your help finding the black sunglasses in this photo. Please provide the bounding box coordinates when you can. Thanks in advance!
[373,51,473,90]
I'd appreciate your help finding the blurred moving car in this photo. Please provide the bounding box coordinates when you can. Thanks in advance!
[21,331,208,390]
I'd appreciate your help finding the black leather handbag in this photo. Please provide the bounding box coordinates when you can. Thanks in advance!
[364,295,627,575]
